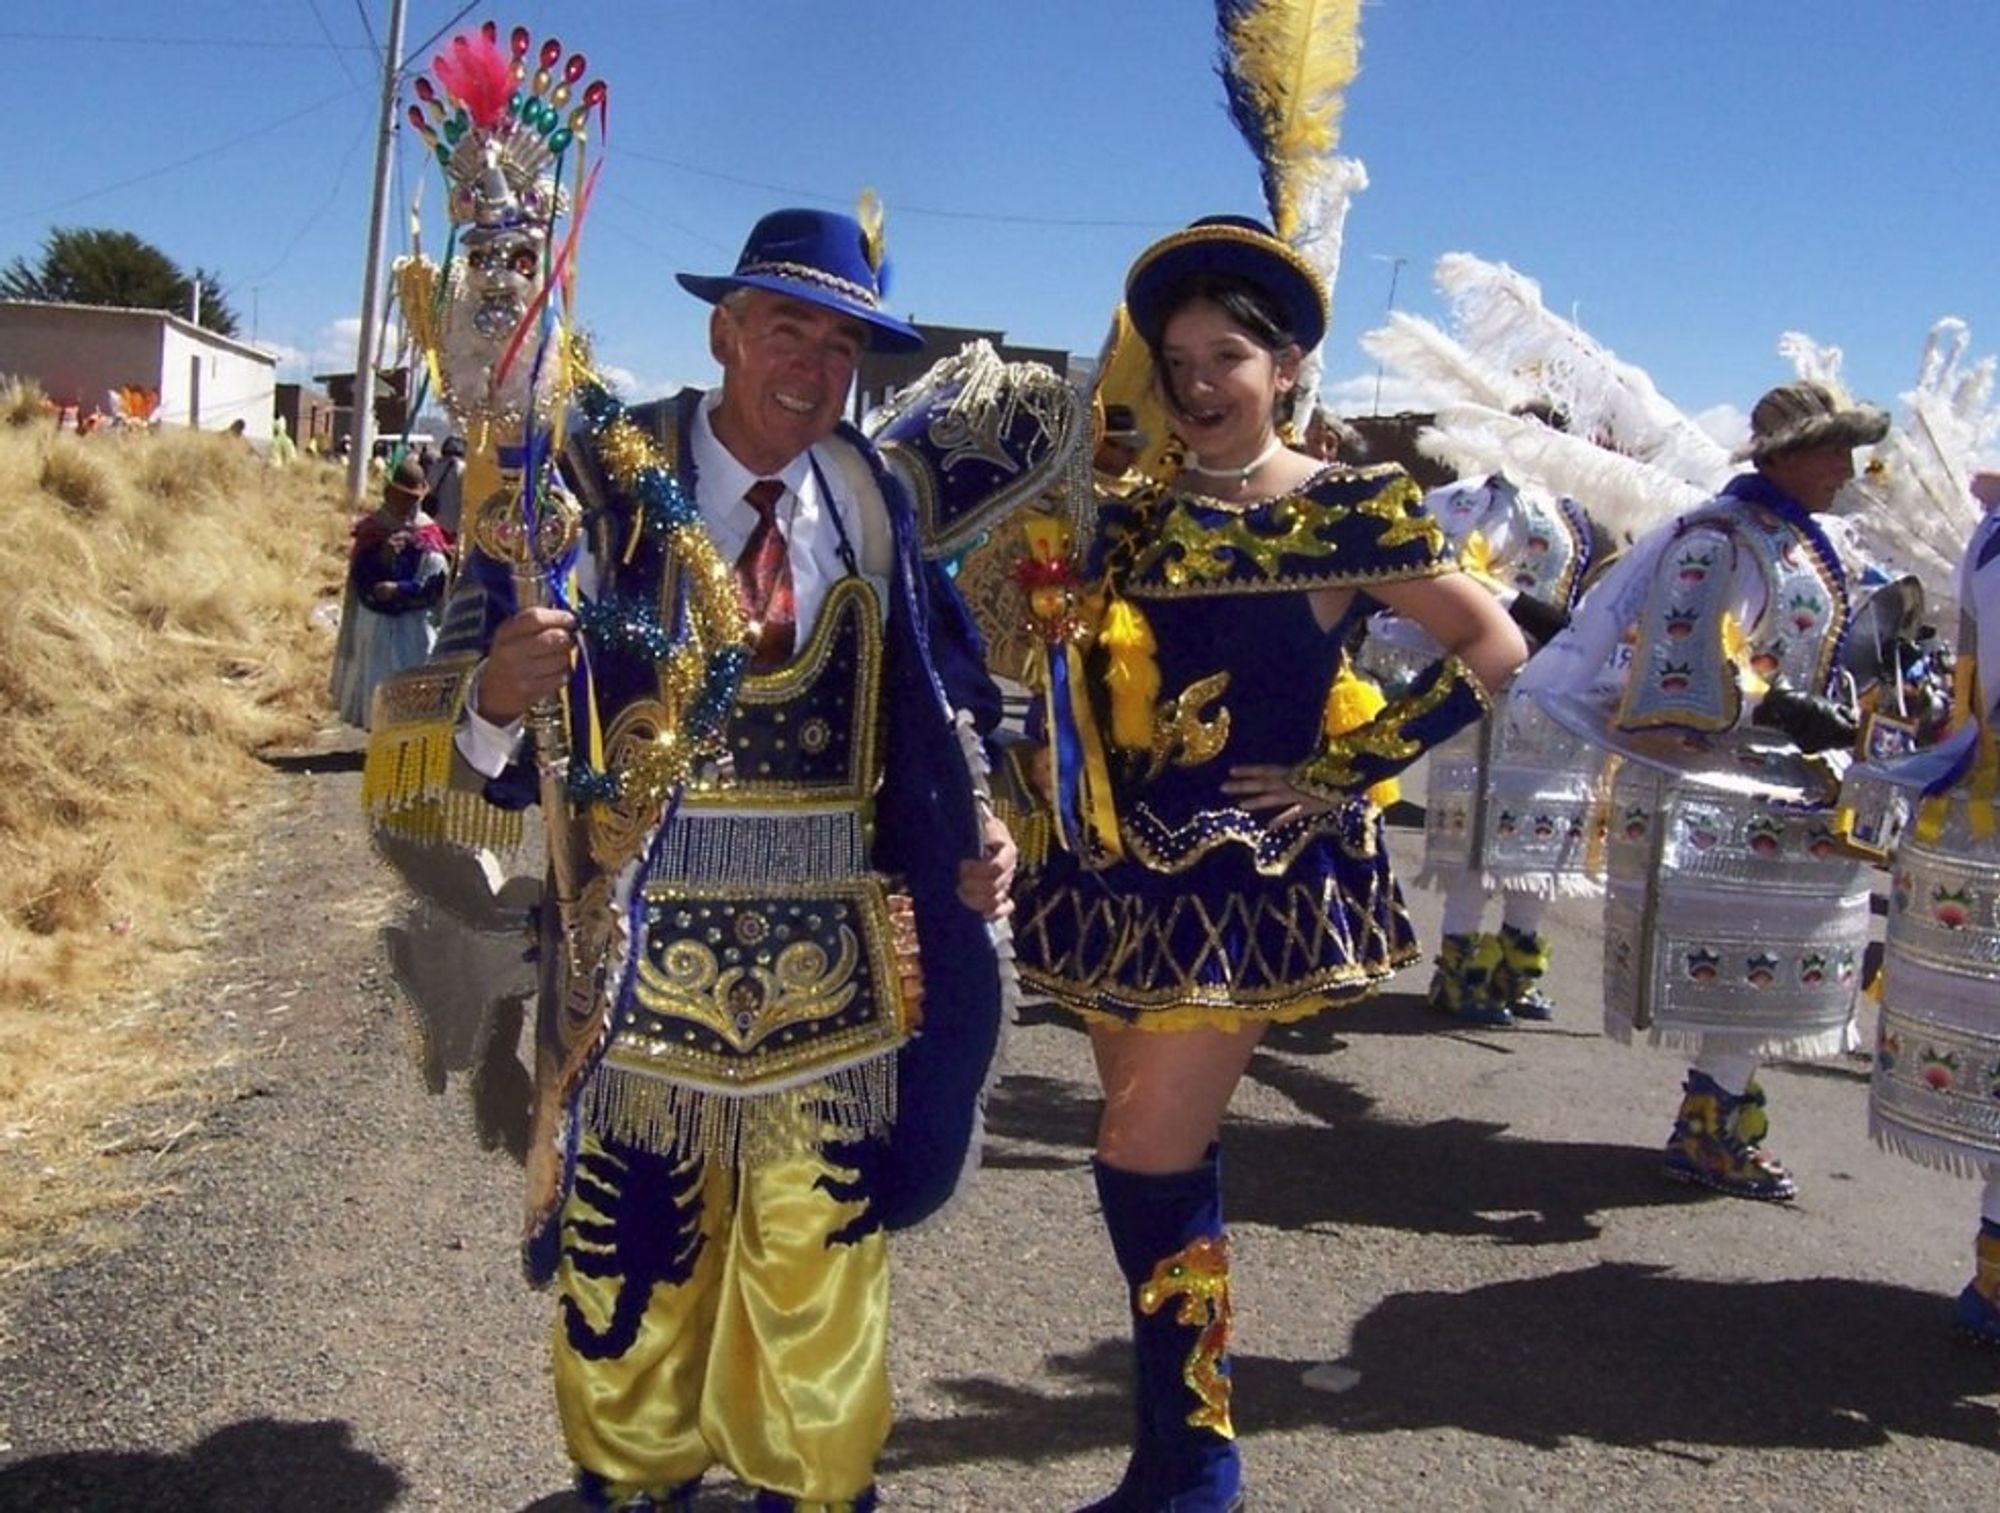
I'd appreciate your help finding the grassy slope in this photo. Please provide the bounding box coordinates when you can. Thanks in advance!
[0,395,355,1276]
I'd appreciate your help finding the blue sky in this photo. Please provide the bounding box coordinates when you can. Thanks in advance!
[7,1,1998,438]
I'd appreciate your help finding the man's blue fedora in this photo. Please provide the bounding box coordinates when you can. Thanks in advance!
[677,207,924,353]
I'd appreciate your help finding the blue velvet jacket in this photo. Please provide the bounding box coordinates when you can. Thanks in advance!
[440,388,1007,1281]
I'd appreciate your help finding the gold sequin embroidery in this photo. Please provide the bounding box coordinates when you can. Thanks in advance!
[1144,670,1233,780]
[1137,1234,1236,1438]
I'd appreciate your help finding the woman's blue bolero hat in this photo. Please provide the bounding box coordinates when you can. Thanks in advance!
[1124,214,1328,353]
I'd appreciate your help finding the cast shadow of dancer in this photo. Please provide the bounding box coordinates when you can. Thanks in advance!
[885,1268,2000,1475]
[0,1417,403,1512]
[983,1053,1685,1248]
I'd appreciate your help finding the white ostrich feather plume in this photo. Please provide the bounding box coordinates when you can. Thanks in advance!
[1290,155,1368,427]
[1430,253,1733,490]
[1776,330,1849,393]
[1820,319,2000,613]
[1419,401,1706,543]
[1357,310,1524,413]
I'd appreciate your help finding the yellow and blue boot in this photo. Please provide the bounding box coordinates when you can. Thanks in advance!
[1955,1220,2000,1347]
[1496,923,1557,1021]
[1426,933,1472,1015]
[1081,1148,1242,1513]
[1428,932,1513,1027]
[1661,1071,1797,1201]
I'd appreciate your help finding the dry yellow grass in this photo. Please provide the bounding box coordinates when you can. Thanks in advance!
[0,415,354,1278]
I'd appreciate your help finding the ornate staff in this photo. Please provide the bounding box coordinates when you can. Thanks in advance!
[391,21,607,966]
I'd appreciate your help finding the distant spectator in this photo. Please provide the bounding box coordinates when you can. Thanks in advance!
[425,434,468,539]
[329,457,450,728]
[1303,404,1361,463]
[269,417,297,468]
[1094,402,1147,478]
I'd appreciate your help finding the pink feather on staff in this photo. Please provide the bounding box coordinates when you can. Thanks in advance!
[432,33,514,130]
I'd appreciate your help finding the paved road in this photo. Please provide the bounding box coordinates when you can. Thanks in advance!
[0,753,1994,1511]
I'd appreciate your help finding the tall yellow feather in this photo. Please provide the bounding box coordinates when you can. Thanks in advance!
[1217,0,1364,239]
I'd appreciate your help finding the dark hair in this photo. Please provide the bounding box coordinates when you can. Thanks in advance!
[1138,272,1298,418]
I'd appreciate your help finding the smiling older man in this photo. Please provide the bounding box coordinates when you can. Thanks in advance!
[439,207,1015,1512]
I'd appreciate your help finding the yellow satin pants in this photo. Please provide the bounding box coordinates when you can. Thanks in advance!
[552,1128,889,1508]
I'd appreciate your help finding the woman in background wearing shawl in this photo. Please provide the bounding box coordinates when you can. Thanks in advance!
[331,455,450,728]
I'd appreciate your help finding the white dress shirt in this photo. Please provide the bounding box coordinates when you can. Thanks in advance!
[457,388,885,778]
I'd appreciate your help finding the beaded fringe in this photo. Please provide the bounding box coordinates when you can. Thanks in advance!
[648,809,864,886]
[1412,862,1604,900]
[1870,1116,2000,1181]
[583,1055,897,1168]
[361,660,523,853]
[1606,1018,1858,1062]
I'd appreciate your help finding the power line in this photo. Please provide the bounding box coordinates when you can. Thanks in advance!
[350,0,382,65]
[0,29,372,51]
[0,88,357,229]
[404,2,487,69]
[302,0,364,93]
[597,188,736,259]
[612,144,1166,231]
[240,119,373,286]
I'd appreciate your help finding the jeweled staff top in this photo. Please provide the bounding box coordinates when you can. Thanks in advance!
[397,21,607,443]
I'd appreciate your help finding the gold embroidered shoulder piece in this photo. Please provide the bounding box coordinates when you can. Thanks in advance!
[1118,465,1445,598]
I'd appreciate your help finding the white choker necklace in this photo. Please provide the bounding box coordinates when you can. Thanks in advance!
[1182,435,1284,487]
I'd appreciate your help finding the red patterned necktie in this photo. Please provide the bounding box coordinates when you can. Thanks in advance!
[735,478,795,670]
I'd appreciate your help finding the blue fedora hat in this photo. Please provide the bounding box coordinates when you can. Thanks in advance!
[1124,214,1328,352]
[676,207,924,353]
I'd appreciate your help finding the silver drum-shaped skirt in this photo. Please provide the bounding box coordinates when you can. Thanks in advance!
[1601,762,1869,1058]
[1421,690,1606,898]
[1870,800,2000,1174]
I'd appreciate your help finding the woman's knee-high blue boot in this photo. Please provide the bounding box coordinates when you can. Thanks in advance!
[1078,1147,1242,1513]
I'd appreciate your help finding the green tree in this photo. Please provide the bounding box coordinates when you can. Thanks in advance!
[0,227,241,338]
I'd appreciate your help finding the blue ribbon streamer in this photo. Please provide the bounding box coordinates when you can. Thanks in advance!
[1046,648,1086,851]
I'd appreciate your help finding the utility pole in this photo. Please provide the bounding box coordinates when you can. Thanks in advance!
[1370,255,1406,417]
[345,0,410,508]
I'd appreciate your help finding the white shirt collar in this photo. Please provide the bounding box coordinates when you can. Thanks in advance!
[693,388,815,506]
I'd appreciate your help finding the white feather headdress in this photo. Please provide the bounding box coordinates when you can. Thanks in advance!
[1360,252,1727,542]
[1811,319,1999,612]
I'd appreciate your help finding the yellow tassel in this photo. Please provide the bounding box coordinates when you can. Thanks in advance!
[1321,658,1398,808]
[1099,595,1160,752]
[360,659,523,853]
[1719,611,1767,697]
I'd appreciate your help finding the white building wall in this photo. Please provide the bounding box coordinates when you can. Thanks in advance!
[0,302,275,442]
[0,304,162,414]
[158,324,273,443]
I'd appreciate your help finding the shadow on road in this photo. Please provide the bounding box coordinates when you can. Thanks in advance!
[889,1266,2000,1474]
[985,1060,1686,1246]
[1323,1264,2000,1452]
[0,1418,403,1512]
[258,748,366,776]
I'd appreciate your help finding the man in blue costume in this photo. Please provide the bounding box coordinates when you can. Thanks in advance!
[411,208,1015,1511]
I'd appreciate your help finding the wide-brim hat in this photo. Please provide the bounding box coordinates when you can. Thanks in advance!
[676,207,923,353]
[1124,215,1328,352]
[384,455,430,502]
[1733,380,1890,462]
